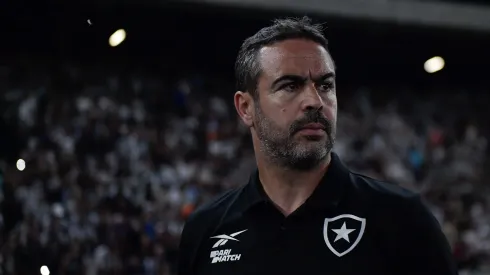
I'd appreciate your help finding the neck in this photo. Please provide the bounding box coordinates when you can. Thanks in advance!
[257,154,331,216]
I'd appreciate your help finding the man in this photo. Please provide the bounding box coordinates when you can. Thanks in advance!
[178,17,457,275]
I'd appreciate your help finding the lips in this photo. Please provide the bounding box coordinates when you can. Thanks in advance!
[299,123,325,131]
[295,123,326,136]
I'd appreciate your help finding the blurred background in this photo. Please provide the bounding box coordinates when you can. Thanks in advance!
[0,0,490,274]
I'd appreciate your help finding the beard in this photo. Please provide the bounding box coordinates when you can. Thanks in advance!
[254,104,335,171]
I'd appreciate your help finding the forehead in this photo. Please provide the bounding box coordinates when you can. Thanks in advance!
[258,39,335,79]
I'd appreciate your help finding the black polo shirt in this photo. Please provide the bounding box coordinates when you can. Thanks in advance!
[178,153,457,275]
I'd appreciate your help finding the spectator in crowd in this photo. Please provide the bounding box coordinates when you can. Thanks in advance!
[0,61,489,274]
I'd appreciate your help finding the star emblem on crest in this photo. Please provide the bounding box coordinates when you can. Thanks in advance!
[332,222,356,242]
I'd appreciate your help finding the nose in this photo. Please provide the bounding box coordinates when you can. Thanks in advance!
[300,85,323,112]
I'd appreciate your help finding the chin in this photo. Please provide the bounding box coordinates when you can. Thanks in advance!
[295,145,329,158]
[287,154,327,171]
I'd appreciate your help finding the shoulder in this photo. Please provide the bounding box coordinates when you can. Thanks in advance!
[178,187,243,268]
[184,187,243,234]
[347,174,457,273]
[350,172,415,198]
[350,172,418,201]
[348,172,431,221]
[348,172,449,249]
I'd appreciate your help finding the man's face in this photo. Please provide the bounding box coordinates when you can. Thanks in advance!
[253,38,337,170]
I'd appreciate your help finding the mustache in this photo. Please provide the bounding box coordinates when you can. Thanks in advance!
[290,110,332,135]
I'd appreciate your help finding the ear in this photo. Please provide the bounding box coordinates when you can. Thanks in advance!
[234,91,254,127]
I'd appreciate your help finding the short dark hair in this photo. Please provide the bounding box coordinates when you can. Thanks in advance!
[235,16,330,98]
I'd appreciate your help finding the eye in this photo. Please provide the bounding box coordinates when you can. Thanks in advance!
[282,83,300,92]
[317,82,334,92]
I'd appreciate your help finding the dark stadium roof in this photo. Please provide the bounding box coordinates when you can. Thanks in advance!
[1,1,489,90]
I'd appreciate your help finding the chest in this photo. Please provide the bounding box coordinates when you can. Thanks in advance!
[194,212,393,275]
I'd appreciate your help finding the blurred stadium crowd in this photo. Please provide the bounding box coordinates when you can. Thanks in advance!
[0,59,489,275]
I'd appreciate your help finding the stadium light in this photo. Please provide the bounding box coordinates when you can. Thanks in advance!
[16,159,26,171]
[40,266,50,275]
[424,56,445,74]
[109,29,126,47]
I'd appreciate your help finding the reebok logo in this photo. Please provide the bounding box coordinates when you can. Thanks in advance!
[209,229,247,264]
[210,229,248,248]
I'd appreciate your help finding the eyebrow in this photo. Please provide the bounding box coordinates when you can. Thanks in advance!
[271,72,335,89]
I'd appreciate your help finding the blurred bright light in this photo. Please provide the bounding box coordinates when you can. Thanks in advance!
[40,266,50,275]
[16,159,26,171]
[109,29,126,47]
[52,203,65,218]
[424,56,445,73]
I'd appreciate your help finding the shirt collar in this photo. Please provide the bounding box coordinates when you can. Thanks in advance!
[236,152,350,213]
